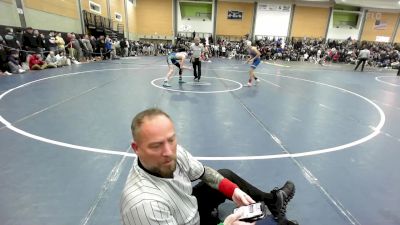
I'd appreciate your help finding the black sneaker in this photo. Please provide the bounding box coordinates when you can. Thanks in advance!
[270,181,295,221]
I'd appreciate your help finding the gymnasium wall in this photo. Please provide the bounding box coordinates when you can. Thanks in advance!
[0,0,21,27]
[326,12,363,40]
[177,2,213,33]
[110,0,125,26]
[395,26,400,43]
[126,0,137,40]
[254,3,292,37]
[135,0,173,37]
[216,1,254,36]
[290,6,330,38]
[81,0,108,18]
[361,11,399,42]
[23,0,82,33]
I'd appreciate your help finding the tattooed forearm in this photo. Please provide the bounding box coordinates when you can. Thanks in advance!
[200,166,224,189]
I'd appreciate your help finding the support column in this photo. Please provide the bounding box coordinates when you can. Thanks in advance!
[250,1,257,42]
[15,0,26,28]
[106,0,111,19]
[391,14,400,44]
[77,0,85,34]
[212,0,217,44]
[358,9,368,42]
[173,0,178,43]
[287,4,295,39]
[124,0,129,39]
[324,7,333,42]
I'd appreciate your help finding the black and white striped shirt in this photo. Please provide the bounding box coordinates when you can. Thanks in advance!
[120,145,205,225]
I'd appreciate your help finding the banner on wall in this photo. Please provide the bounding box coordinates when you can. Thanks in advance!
[227,10,243,20]
[258,4,291,12]
[374,20,387,30]
[376,36,390,42]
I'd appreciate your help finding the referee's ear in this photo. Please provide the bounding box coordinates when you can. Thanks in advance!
[131,142,138,153]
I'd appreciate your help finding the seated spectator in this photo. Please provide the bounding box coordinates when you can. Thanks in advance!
[45,51,58,68]
[29,54,47,70]
[0,35,12,75]
[55,51,71,67]
[7,50,25,74]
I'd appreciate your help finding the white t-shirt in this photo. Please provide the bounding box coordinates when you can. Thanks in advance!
[190,43,204,58]
[121,145,205,225]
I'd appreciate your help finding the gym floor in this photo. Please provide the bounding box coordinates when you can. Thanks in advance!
[0,57,399,225]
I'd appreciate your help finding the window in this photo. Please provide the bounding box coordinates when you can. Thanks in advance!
[128,0,136,6]
[89,1,101,14]
[115,12,122,22]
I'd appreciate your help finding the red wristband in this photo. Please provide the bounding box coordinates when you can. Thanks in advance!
[218,178,238,198]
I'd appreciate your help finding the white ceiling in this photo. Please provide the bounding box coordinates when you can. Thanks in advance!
[333,0,400,10]
[223,0,400,10]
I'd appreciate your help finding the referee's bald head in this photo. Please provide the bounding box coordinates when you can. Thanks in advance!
[131,108,172,142]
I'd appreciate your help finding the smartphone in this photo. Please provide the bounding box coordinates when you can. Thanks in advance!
[233,202,266,222]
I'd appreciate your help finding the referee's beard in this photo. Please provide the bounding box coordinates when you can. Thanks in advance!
[154,157,177,178]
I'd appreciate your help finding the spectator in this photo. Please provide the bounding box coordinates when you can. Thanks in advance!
[22,27,39,53]
[47,31,57,53]
[1,35,12,75]
[45,51,58,68]
[82,35,93,61]
[55,32,65,54]
[7,50,25,74]
[4,28,21,52]
[29,54,47,70]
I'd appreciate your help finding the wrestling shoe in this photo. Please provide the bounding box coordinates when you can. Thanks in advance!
[163,82,171,87]
[270,181,295,221]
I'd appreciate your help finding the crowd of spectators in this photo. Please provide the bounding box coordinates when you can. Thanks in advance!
[2,27,400,76]
[0,26,176,76]
[199,37,400,69]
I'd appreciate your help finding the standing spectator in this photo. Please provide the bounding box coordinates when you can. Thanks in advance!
[354,46,370,72]
[97,35,106,59]
[120,38,127,57]
[105,35,112,59]
[47,31,57,53]
[22,27,39,53]
[82,35,93,61]
[1,35,12,75]
[34,30,45,56]
[89,35,97,59]
[55,32,65,54]
[4,28,21,52]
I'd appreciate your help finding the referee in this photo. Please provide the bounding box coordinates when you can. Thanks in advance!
[120,108,297,225]
[190,37,204,81]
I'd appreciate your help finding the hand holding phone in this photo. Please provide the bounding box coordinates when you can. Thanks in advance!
[233,202,266,222]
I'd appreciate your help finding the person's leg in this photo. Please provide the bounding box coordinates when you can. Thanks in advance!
[8,62,19,74]
[354,59,361,70]
[163,64,174,87]
[174,62,185,83]
[218,169,295,224]
[192,58,198,79]
[397,67,400,76]
[193,180,226,225]
[198,59,202,80]
[361,59,366,71]
[248,67,255,86]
